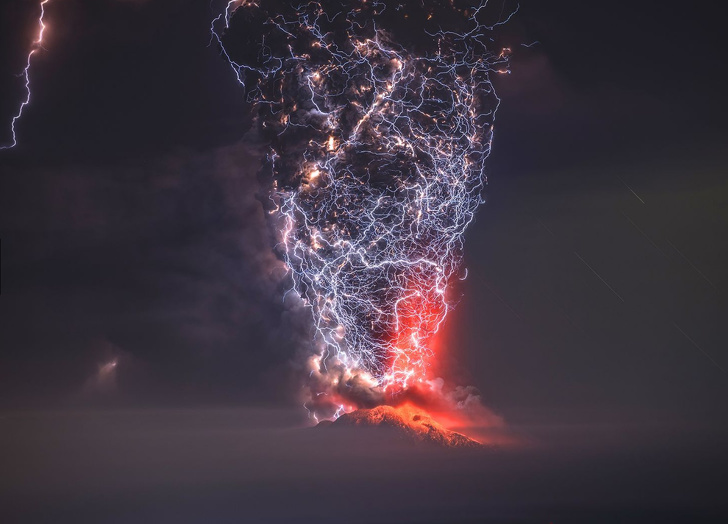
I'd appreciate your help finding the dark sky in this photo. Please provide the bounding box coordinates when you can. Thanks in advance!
[1,1,727,521]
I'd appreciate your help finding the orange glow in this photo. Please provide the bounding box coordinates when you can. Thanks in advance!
[386,285,447,389]
[338,403,483,447]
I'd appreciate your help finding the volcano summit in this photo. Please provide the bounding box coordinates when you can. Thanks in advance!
[319,405,482,449]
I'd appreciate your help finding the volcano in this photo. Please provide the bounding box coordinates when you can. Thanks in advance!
[319,405,482,449]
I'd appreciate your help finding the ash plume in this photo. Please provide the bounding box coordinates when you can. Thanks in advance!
[213,1,510,419]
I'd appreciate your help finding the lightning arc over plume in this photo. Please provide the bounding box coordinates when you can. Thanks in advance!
[213,0,511,419]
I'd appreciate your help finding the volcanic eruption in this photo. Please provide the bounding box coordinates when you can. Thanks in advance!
[212,0,510,434]
[320,404,482,448]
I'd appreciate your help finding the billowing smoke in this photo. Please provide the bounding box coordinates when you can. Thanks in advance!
[213,1,510,420]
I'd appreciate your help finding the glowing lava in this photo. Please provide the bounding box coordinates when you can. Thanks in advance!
[323,404,482,448]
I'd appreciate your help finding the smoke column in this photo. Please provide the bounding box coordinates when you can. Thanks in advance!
[213,0,511,419]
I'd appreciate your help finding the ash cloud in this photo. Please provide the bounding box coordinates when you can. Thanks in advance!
[0,137,313,407]
[302,357,504,428]
[217,0,510,412]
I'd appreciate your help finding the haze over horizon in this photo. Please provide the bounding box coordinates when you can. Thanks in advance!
[1,1,727,522]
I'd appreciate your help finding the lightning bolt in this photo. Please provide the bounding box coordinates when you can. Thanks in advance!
[214,0,510,417]
[1,0,52,150]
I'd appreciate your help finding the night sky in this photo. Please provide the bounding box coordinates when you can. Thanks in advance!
[1,1,727,522]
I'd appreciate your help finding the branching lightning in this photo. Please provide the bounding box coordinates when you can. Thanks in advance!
[1,0,52,150]
[213,0,510,413]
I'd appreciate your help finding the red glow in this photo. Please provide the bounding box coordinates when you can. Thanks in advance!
[386,285,446,389]
[333,403,483,447]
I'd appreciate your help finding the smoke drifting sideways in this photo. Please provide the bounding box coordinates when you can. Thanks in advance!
[213,0,511,423]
